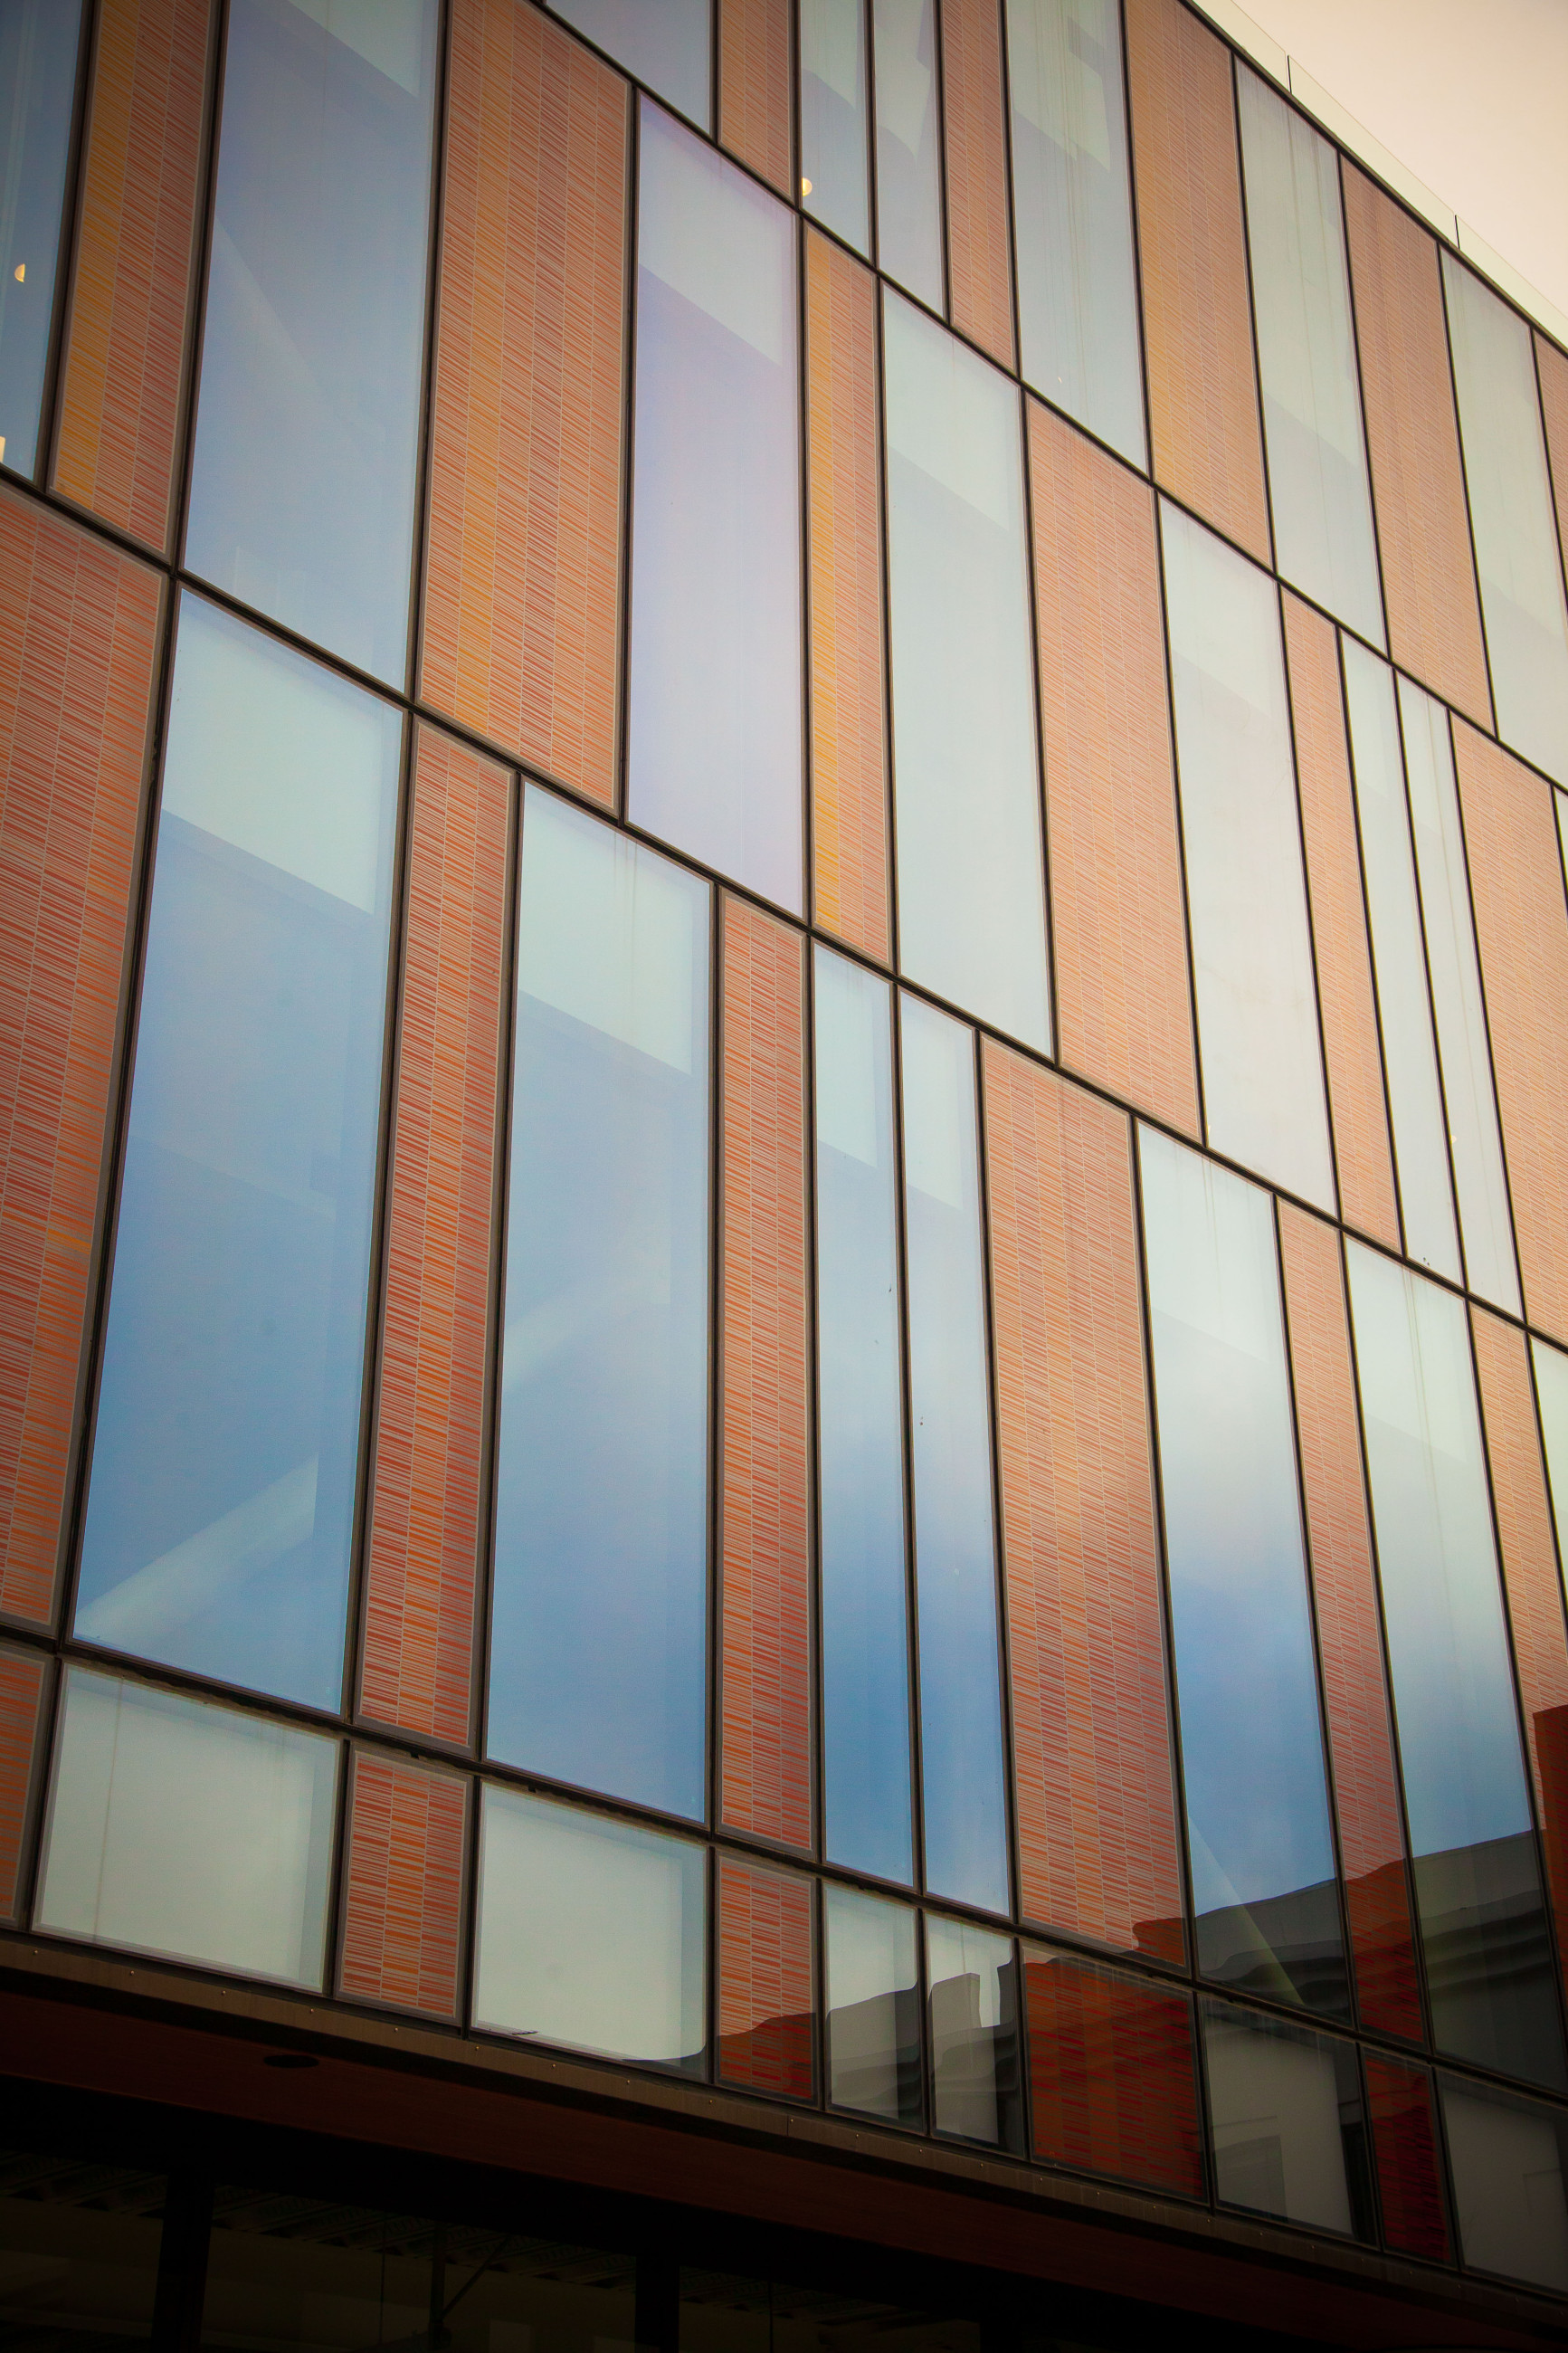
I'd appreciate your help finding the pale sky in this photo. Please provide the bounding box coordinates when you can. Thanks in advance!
[1235,0,1568,320]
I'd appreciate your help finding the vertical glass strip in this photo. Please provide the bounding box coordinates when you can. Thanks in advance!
[1364,2054,1450,2262]
[1202,2000,1373,2239]
[1022,1945,1202,2197]
[716,1854,816,2101]
[927,1914,1022,2148]
[802,0,870,253]
[0,0,85,478]
[1536,1337,1568,1575]
[549,0,711,128]
[1440,2073,1568,2293]
[338,1751,467,2020]
[871,0,943,311]
[0,1642,47,1923]
[825,1885,922,2122]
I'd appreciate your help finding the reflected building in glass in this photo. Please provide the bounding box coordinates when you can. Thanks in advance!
[4,0,1568,2342]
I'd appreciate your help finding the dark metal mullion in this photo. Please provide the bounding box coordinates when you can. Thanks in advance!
[1148,493,1210,1151]
[6,1649,61,1937]
[1533,331,1568,613]
[1227,49,1278,578]
[802,938,827,1872]
[1334,624,1410,1263]
[931,0,953,326]
[1273,574,1347,1223]
[30,0,100,500]
[1335,148,1396,665]
[1434,250,1503,740]
[400,0,455,711]
[1113,0,1156,484]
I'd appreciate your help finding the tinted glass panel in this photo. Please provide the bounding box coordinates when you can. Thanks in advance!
[550,0,710,126]
[0,0,83,478]
[803,0,870,253]
[76,598,400,1710]
[1536,1338,1568,1571]
[872,0,943,310]
[185,0,438,684]
[628,101,803,913]
[927,1916,1022,2148]
[489,788,709,1821]
[1440,2074,1568,2293]
[825,1886,922,2124]
[1141,1128,1347,2019]
[0,2154,162,2352]
[1202,2001,1373,2240]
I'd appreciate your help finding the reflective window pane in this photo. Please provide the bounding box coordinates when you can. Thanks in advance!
[475,1787,706,2072]
[36,1668,337,1986]
[1535,1337,1568,1574]
[900,996,1008,1916]
[1160,502,1334,1208]
[884,291,1050,1052]
[0,2153,163,2352]
[0,0,85,478]
[1005,0,1145,468]
[872,0,943,311]
[825,1885,922,2124]
[927,1916,1022,2149]
[1440,2074,1568,2294]
[815,948,912,1883]
[489,788,709,1821]
[550,0,710,127]
[1347,1243,1566,2090]
[1202,2002,1373,2240]
[628,101,803,913]
[803,0,870,253]
[1236,69,1383,647]
[76,597,400,1710]
[1140,1128,1347,2020]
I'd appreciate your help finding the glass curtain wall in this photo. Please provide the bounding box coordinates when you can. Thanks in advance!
[872,0,944,311]
[802,0,871,253]
[0,0,84,477]
[549,0,711,127]
[825,1886,922,2123]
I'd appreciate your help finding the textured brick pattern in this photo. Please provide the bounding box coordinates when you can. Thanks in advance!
[1453,722,1568,1342]
[1364,2053,1450,2262]
[718,0,793,198]
[1539,333,1568,597]
[717,1853,814,2100]
[1278,1205,1421,2041]
[422,0,626,806]
[942,0,1015,369]
[360,729,508,1748]
[52,0,211,553]
[982,1045,1183,1960]
[1027,401,1198,1136]
[338,1750,467,2019]
[0,492,160,1626]
[1282,595,1400,1251]
[1125,0,1269,566]
[1022,1948,1202,2198]
[805,230,889,967]
[1342,168,1491,730]
[719,899,812,1851]
[0,1643,46,1923]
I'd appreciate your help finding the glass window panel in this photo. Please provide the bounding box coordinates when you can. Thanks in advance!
[1140,1127,1347,2021]
[1397,675,1519,1313]
[489,787,709,1821]
[550,0,710,127]
[872,0,943,310]
[1342,638,1461,1281]
[1443,255,1568,788]
[1202,2002,1373,2241]
[825,1885,922,2125]
[628,101,803,913]
[884,291,1051,1052]
[1160,502,1334,1208]
[1005,0,1145,468]
[75,596,400,1710]
[899,996,1008,1916]
[1535,1337,1568,1578]
[0,2153,164,2351]
[184,0,438,685]
[0,0,84,479]
[1347,1242,1565,2091]
[802,0,870,253]
[815,948,912,1883]
[475,1787,706,2072]
[36,1667,337,1986]
[1235,69,1383,647]
[926,1915,1022,2149]
[1440,2074,1568,2295]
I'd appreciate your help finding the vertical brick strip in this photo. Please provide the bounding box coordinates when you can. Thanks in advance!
[1027,400,1198,1137]
[1124,0,1269,567]
[1022,1948,1202,2198]
[719,898,812,1851]
[422,0,627,807]
[1453,722,1568,1343]
[941,0,1015,369]
[804,228,889,967]
[359,726,508,1748]
[0,490,161,1626]
[718,0,793,198]
[52,0,212,555]
[338,1748,467,2019]
[1538,333,1568,595]
[1281,594,1400,1251]
[981,1043,1183,1960]
[717,1853,815,2099]
[1364,2053,1451,2262]
[1278,1205,1421,2040]
[1341,167,1491,729]
[0,1644,47,1922]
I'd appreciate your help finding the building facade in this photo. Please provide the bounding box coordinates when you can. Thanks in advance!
[4,0,1568,2346]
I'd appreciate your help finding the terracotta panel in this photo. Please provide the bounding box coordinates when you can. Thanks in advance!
[338,1749,467,2020]
[359,728,508,1748]
[1022,1946,1202,2198]
[1341,167,1491,729]
[0,489,161,1627]
[1364,2053,1450,2262]
[52,0,212,553]
[805,229,889,967]
[941,0,1015,369]
[1281,595,1399,1246]
[718,0,793,198]
[1278,1205,1421,2041]
[981,1043,1183,1960]
[1453,722,1568,1341]
[0,1643,48,1924]
[1539,333,1568,595]
[717,1852,815,2100]
[719,899,812,1851]
[1027,400,1197,1135]
[422,0,627,806]
[1124,0,1269,565]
